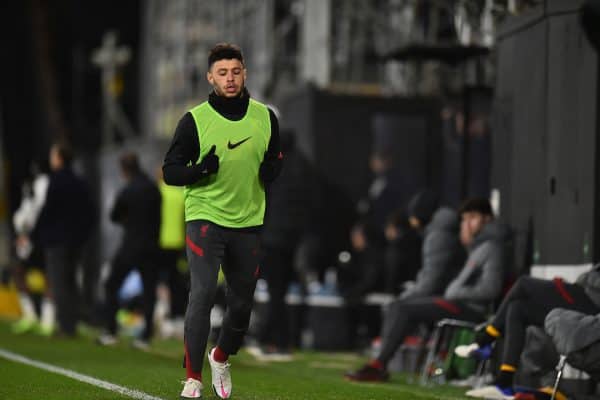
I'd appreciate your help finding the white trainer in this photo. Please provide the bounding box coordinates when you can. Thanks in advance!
[208,348,232,399]
[96,333,118,346]
[180,378,203,399]
[454,342,480,358]
[466,385,514,399]
[131,338,150,351]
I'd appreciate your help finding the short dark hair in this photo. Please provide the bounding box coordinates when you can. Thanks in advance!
[459,198,494,217]
[119,151,141,176]
[407,189,439,225]
[208,43,244,69]
[52,141,73,166]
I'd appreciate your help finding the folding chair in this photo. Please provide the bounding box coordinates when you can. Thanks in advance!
[419,318,488,386]
[549,354,600,400]
[550,355,567,400]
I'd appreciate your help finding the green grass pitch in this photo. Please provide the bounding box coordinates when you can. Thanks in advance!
[0,320,471,399]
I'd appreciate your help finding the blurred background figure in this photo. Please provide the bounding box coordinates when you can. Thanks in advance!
[155,166,188,339]
[346,198,509,382]
[293,231,328,293]
[338,149,409,302]
[340,188,441,301]
[357,150,408,237]
[35,141,95,337]
[98,152,161,349]
[338,223,385,302]
[11,159,53,335]
[250,129,315,360]
[394,189,464,301]
[381,189,441,297]
[376,193,465,357]
[382,210,422,295]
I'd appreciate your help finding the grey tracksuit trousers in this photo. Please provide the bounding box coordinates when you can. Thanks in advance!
[184,220,261,373]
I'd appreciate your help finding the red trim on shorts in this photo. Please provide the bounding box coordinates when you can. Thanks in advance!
[434,298,461,314]
[186,235,204,257]
[553,278,575,304]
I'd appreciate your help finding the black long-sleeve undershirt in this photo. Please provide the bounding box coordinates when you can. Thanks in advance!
[162,89,281,186]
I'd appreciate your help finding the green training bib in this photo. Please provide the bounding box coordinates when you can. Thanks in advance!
[184,98,271,228]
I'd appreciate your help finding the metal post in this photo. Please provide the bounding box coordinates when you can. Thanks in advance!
[91,31,136,146]
[551,355,567,400]
[420,325,443,386]
[301,0,331,87]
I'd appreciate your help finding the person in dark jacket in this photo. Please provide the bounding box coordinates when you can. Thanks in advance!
[155,167,188,327]
[357,151,408,236]
[341,151,416,298]
[35,141,95,336]
[97,152,162,349]
[382,190,439,294]
[382,210,422,294]
[456,265,600,399]
[345,198,508,382]
[251,129,315,359]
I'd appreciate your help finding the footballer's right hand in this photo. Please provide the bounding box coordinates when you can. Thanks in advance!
[198,145,219,175]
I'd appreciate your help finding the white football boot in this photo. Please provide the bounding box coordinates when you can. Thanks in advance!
[208,348,232,399]
[180,378,203,399]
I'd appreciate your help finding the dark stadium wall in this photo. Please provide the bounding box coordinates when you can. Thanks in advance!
[0,0,141,218]
[280,85,442,203]
[492,0,599,270]
[279,85,442,266]
[0,1,44,221]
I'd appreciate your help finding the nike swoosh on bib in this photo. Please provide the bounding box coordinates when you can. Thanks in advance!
[227,136,251,149]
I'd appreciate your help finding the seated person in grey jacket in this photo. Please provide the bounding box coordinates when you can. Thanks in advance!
[455,265,600,399]
[377,195,465,340]
[395,204,465,302]
[345,198,509,382]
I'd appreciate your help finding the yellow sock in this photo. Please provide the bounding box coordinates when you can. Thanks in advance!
[486,325,501,338]
[500,364,516,372]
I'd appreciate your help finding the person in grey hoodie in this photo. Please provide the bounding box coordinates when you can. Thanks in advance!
[545,293,600,378]
[457,264,600,400]
[397,206,465,301]
[345,198,507,382]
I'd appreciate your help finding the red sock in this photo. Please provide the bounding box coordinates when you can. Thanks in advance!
[184,342,202,381]
[212,346,228,363]
[368,359,384,370]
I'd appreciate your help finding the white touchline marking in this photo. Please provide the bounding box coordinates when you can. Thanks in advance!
[0,348,165,400]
